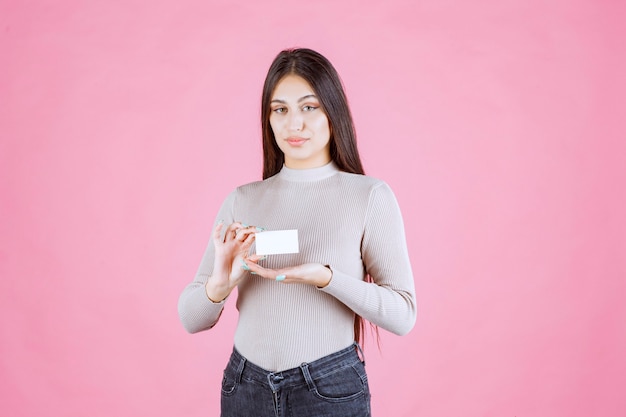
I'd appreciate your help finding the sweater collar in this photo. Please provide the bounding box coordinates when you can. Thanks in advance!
[277,161,340,182]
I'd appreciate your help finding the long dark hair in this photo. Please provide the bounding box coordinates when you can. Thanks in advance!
[260,48,376,346]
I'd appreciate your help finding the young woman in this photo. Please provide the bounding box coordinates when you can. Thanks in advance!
[178,48,416,417]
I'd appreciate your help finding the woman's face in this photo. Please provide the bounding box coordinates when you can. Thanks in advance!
[269,75,331,169]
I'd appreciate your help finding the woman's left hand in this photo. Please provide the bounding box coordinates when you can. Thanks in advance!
[242,259,333,288]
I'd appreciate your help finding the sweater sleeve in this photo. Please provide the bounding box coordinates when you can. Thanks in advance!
[320,182,417,335]
[177,190,237,333]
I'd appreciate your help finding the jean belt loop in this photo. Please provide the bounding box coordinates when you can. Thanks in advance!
[299,363,315,392]
[355,341,366,365]
[235,355,246,384]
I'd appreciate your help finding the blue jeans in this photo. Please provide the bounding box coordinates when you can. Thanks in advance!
[220,342,371,417]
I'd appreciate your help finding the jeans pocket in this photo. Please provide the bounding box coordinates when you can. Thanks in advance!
[311,361,368,402]
[221,368,239,397]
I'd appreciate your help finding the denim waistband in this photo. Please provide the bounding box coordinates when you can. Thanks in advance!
[226,342,365,393]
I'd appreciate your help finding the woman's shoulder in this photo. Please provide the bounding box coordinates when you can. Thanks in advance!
[336,172,401,208]
[231,175,279,195]
[336,171,390,190]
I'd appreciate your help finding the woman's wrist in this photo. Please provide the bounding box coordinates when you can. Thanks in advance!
[205,281,230,303]
[316,264,333,288]
[205,266,232,302]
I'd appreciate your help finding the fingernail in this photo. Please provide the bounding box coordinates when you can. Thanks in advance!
[256,227,265,232]
[250,272,258,275]
[218,219,224,224]
[241,260,251,271]
[275,274,286,282]
[242,223,249,228]
[258,256,267,261]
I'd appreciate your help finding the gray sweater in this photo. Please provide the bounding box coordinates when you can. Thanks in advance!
[178,162,417,371]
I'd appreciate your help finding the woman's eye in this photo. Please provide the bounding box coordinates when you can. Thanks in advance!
[272,107,286,114]
[302,105,318,112]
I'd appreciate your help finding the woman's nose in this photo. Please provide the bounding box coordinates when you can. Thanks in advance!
[288,112,304,131]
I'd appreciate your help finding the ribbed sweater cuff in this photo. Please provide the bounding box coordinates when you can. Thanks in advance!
[318,266,357,298]
[184,287,227,329]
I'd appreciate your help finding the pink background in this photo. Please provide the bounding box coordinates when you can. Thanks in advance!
[2,1,625,416]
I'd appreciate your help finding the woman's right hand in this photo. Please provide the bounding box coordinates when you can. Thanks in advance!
[205,221,260,302]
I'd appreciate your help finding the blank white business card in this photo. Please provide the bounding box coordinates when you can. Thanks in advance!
[255,229,299,255]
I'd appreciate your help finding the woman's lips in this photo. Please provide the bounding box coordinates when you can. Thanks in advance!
[286,137,308,146]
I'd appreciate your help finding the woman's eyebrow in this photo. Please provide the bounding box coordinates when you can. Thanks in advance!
[297,94,317,102]
[270,94,318,104]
